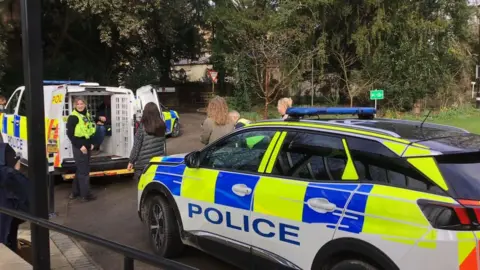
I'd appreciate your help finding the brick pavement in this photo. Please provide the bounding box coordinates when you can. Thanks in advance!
[5,227,103,270]
[0,243,32,269]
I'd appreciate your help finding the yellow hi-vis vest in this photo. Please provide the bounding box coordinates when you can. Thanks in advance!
[235,118,251,129]
[237,118,251,125]
[70,110,96,139]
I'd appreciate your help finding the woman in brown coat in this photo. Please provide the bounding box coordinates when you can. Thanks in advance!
[200,96,234,145]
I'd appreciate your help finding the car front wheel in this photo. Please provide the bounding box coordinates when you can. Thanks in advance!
[145,195,184,258]
[171,121,180,137]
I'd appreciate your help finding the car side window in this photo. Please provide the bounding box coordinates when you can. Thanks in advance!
[346,137,442,193]
[5,90,21,115]
[200,130,276,173]
[270,131,348,181]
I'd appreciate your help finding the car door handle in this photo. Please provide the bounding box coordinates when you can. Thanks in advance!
[307,198,336,213]
[232,184,252,197]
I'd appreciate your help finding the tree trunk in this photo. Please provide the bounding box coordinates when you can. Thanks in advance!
[350,96,353,107]
[264,67,269,119]
[264,99,269,120]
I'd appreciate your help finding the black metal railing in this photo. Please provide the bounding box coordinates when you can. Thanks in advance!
[0,206,198,270]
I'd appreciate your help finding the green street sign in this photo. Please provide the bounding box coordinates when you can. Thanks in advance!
[370,89,384,100]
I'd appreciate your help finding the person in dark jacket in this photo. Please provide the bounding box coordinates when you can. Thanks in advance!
[92,96,112,151]
[0,143,30,252]
[66,97,96,202]
[128,102,166,181]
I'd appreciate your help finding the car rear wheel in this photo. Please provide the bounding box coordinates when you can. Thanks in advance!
[328,259,378,270]
[145,195,184,258]
[171,121,180,137]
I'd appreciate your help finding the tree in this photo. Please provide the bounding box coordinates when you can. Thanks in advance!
[63,0,208,85]
[333,49,379,107]
[245,35,314,118]
[209,0,320,117]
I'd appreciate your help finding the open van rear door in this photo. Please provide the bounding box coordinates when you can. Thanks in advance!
[46,86,66,172]
[135,85,163,117]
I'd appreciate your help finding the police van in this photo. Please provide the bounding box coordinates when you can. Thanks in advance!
[0,80,180,180]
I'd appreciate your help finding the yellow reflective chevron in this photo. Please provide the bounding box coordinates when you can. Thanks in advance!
[266,131,286,173]
[457,232,477,269]
[383,141,432,157]
[407,157,449,191]
[258,132,281,173]
[341,138,359,180]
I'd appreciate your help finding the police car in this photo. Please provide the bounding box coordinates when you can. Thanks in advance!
[0,81,180,180]
[137,107,480,270]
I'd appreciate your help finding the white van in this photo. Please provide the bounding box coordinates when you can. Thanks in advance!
[0,80,177,180]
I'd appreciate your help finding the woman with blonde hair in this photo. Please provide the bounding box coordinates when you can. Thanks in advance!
[66,97,96,202]
[200,96,234,145]
[277,97,293,119]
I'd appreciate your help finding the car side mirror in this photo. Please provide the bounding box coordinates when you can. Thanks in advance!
[185,151,201,168]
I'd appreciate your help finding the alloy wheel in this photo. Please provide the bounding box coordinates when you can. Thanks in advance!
[149,203,165,251]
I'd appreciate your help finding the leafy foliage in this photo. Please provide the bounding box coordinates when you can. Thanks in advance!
[210,0,475,111]
[0,0,476,113]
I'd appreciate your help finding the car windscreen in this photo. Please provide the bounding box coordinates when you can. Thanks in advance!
[435,152,480,200]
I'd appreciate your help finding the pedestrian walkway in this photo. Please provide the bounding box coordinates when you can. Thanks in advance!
[0,227,103,270]
[0,243,31,270]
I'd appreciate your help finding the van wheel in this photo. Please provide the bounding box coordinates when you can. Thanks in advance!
[171,121,180,137]
[145,195,184,258]
[328,259,378,270]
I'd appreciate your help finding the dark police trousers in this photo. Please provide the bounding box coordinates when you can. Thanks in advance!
[72,147,91,197]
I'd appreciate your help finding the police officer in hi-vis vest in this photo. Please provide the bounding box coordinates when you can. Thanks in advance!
[229,110,251,129]
[66,97,97,202]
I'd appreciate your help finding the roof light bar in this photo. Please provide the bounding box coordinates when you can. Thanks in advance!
[286,107,376,118]
[43,80,86,85]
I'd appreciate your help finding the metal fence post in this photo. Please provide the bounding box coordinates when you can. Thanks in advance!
[48,174,56,218]
[124,257,134,270]
[19,0,50,269]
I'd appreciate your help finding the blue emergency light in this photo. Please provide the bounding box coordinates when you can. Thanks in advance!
[286,107,376,119]
[43,80,86,85]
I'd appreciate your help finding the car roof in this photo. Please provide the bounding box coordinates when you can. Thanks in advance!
[249,118,480,154]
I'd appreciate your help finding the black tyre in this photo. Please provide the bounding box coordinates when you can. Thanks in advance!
[145,195,184,257]
[171,121,180,137]
[329,259,378,270]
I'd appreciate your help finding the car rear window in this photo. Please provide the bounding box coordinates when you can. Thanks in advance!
[436,152,480,200]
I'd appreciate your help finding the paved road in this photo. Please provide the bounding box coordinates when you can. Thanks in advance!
[53,113,239,270]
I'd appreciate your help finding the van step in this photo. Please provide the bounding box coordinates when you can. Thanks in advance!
[63,155,125,163]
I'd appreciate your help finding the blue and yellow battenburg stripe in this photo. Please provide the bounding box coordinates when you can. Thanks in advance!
[138,159,455,249]
[2,114,28,140]
[162,110,179,134]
